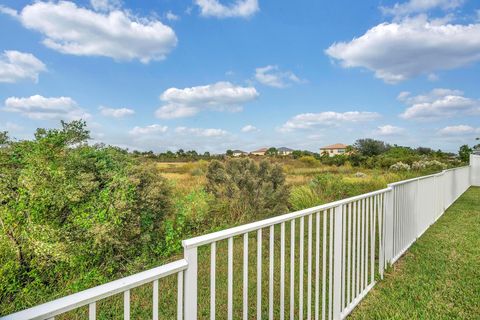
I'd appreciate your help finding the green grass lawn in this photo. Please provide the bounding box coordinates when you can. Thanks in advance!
[349,187,480,320]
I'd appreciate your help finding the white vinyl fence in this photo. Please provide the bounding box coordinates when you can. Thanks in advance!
[2,162,477,320]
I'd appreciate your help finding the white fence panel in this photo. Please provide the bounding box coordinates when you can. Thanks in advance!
[387,166,470,264]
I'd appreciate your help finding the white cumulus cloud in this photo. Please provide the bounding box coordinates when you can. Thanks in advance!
[0,50,46,83]
[241,124,258,132]
[280,111,380,132]
[3,95,90,120]
[90,0,122,12]
[165,11,179,21]
[381,0,464,18]
[155,81,259,119]
[99,106,135,118]
[374,124,405,136]
[175,126,228,137]
[129,124,168,136]
[195,0,259,18]
[399,88,480,120]
[3,1,177,63]
[325,17,480,83]
[438,125,480,135]
[254,65,303,88]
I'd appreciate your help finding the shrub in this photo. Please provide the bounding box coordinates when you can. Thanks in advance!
[411,160,447,171]
[299,155,320,167]
[0,121,174,312]
[206,158,289,221]
[390,162,411,171]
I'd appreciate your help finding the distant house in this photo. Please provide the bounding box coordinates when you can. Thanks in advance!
[320,143,348,157]
[278,147,294,156]
[251,147,268,156]
[232,150,247,157]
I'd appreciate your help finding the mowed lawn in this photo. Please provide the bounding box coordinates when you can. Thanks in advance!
[350,187,480,320]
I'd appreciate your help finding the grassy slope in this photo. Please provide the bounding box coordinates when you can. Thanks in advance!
[350,187,480,320]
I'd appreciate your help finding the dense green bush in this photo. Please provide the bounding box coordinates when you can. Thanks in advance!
[0,121,173,313]
[206,158,289,222]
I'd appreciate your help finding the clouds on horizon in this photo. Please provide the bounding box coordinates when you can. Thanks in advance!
[129,124,168,136]
[398,88,480,120]
[99,106,135,118]
[438,124,480,136]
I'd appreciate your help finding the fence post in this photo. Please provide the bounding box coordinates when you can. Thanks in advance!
[471,154,480,186]
[333,205,343,320]
[184,246,197,320]
[383,188,394,266]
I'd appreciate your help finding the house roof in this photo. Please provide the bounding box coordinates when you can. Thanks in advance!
[278,147,294,152]
[251,147,268,153]
[320,143,348,150]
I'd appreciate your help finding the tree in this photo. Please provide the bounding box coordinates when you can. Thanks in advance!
[266,147,278,156]
[225,149,234,156]
[458,144,472,162]
[176,149,185,157]
[415,147,433,155]
[0,131,8,145]
[353,138,390,157]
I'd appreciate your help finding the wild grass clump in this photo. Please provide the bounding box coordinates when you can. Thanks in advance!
[289,173,392,211]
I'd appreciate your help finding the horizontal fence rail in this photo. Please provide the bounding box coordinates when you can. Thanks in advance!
[1,164,476,320]
[2,260,188,320]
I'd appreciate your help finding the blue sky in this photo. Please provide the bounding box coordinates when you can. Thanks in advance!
[0,0,479,153]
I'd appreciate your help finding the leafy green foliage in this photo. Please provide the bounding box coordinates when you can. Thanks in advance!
[0,121,173,313]
[266,147,278,156]
[354,138,390,156]
[206,158,289,221]
[458,144,472,162]
[0,131,9,145]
